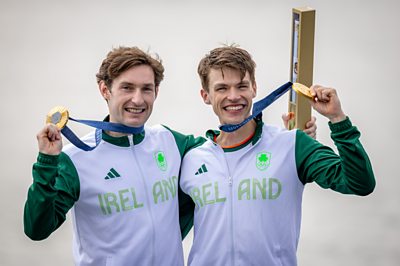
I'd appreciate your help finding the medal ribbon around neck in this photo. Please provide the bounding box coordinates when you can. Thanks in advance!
[46,106,144,151]
[219,82,309,132]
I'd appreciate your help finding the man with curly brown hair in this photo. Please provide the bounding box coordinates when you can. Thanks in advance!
[23,46,202,266]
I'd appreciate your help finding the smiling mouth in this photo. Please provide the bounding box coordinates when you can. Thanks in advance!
[224,105,245,111]
[125,107,145,114]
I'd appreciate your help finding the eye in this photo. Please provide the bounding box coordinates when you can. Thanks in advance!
[143,87,154,93]
[215,86,226,92]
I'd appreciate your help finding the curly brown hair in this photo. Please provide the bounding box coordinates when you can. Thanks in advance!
[197,45,256,91]
[96,46,164,89]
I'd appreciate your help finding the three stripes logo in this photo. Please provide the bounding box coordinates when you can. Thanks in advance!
[195,164,208,175]
[105,168,121,180]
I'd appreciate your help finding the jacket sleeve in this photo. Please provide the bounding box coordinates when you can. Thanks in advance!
[162,125,207,239]
[24,152,80,240]
[177,184,195,239]
[296,117,375,196]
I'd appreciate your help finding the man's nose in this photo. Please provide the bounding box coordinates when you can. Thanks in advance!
[227,88,241,101]
[130,90,145,105]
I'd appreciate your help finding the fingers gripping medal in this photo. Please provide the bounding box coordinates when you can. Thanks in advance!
[292,83,313,99]
[46,106,69,129]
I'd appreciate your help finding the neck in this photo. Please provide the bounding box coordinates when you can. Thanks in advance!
[105,130,129,138]
[216,120,256,147]
[107,115,140,137]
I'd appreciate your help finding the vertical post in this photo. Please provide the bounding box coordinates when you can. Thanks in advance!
[288,7,316,130]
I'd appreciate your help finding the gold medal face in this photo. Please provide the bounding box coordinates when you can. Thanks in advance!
[46,106,69,129]
[292,83,313,99]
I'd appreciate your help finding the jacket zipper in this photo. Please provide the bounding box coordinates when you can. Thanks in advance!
[220,147,235,266]
[130,137,156,266]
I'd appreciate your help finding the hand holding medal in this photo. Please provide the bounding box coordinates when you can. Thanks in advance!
[36,107,66,155]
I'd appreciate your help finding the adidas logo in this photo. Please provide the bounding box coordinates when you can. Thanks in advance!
[195,164,208,175]
[105,168,121,180]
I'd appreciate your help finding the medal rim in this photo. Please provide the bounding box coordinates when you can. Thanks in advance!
[292,83,313,99]
[46,106,69,129]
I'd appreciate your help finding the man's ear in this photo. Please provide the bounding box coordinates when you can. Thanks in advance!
[155,86,159,99]
[200,88,211,104]
[99,81,111,101]
[252,81,257,98]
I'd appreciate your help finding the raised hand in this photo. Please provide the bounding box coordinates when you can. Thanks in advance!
[310,85,346,123]
[37,124,63,155]
[282,112,317,139]
[303,116,317,139]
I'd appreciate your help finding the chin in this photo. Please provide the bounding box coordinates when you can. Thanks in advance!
[123,120,145,127]
[223,117,246,125]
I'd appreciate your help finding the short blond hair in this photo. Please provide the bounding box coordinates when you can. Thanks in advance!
[198,45,256,91]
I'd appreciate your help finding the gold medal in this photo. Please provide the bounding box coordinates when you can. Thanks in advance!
[46,106,69,129]
[292,83,313,99]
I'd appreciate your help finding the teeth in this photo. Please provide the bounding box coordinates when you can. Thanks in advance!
[225,105,243,111]
[126,108,144,113]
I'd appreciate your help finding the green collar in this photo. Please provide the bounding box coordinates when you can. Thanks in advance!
[101,115,145,146]
[205,118,264,152]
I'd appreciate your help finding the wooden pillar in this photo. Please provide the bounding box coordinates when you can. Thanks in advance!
[288,7,316,130]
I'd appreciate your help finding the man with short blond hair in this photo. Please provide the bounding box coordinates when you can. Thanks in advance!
[180,45,375,265]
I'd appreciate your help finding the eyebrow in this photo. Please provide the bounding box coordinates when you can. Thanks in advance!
[238,80,250,86]
[120,82,155,87]
[213,82,228,87]
[213,80,250,88]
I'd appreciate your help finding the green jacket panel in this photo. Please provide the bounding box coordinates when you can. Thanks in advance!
[296,117,375,195]
[24,152,79,240]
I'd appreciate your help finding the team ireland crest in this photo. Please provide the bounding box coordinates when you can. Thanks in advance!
[256,152,271,171]
[154,151,167,171]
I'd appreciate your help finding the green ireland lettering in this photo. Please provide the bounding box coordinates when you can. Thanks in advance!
[99,188,143,215]
[202,183,215,205]
[191,187,203,208]
[171,176,178,197]
[98,194,107,215]
[237,178,281,201]
[162,179,172,201]
[238,179,251,200]
[153,177,178,204]
[253,178,267,199]
[269,178,282,199]
[153,181,165,204]
[214,182,226,203]
[104,192,120,214]
[119,189,133,211]
[130,187,144,208]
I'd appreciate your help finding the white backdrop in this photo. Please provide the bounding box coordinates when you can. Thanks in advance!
[1,0,399,265]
